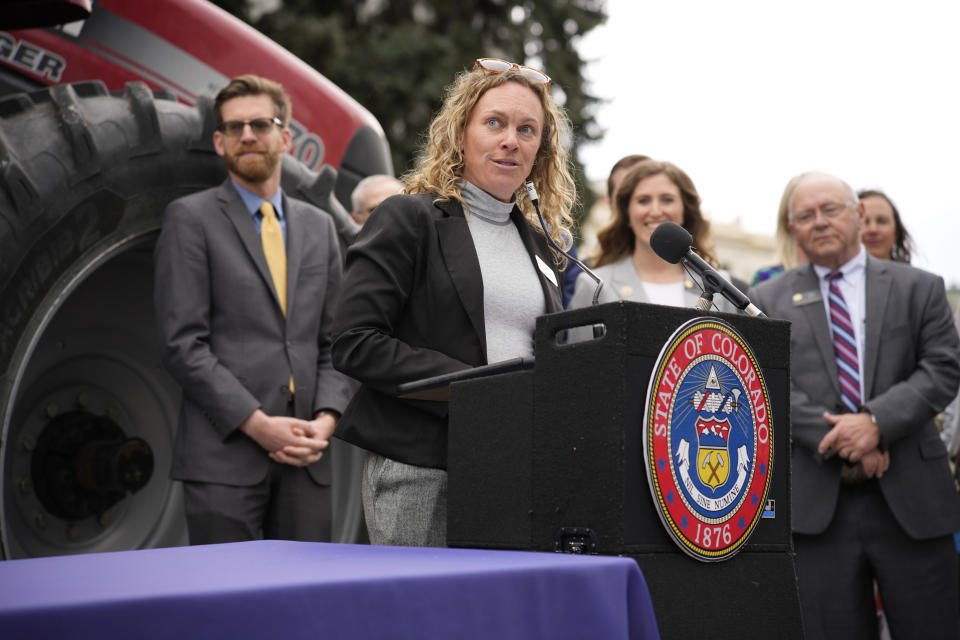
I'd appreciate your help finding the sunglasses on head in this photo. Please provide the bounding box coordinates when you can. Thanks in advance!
[473,58,551,89]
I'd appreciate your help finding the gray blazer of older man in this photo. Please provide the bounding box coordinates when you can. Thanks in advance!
[749,256,960,539]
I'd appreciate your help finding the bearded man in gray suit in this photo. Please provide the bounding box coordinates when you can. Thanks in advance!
[154,75,353,544]
[750,172,960,640]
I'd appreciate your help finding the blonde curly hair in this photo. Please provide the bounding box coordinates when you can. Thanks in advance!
[403,63,577,260]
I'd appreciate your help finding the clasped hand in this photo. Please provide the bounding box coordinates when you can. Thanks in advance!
[240,409,337,467]
[817,411,890,478]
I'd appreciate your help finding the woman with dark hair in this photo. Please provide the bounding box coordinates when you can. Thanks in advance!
[605,153,650,201]
[568,159,738,311]
[858,188,914,263]
[331,58,575,547]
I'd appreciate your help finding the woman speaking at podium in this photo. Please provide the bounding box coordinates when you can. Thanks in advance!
[331,58,576,547]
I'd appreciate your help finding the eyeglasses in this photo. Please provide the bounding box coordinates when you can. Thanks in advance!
[791,202,855,226]
[473,58,551,89]
[217,117,282,137]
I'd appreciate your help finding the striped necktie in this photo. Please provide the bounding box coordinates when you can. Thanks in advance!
[259,202,286,314]
[826,270,860,413]
[260,201,294,397]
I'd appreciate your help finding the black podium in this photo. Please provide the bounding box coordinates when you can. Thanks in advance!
[446,302,803,639]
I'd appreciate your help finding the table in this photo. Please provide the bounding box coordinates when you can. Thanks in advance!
[0,541,660,639]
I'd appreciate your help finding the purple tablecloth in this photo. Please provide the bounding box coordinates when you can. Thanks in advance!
[0,541,659,639]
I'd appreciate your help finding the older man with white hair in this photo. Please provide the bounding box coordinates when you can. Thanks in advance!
[350,174,403,225]
[750,171,960,640]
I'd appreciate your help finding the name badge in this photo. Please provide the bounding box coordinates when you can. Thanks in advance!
[791,290,822,306]
[535,255,558,287]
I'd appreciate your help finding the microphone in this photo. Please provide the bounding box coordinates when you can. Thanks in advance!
[649,221,765,318]
[525,181,604,305]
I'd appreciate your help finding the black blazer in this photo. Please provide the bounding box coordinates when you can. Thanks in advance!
[331,193,564,469]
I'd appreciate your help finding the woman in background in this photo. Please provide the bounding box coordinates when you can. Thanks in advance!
[569,159,738,312]
[858,188,913,263]
[750,174,808,285]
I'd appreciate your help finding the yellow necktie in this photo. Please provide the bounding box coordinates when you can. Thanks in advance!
[260,202,294,397]
[259,202,286,315]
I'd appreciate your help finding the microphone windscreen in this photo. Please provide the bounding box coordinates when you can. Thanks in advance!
[650,221,693,264]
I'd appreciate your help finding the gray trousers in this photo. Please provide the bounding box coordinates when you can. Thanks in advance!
[362,453,447,547]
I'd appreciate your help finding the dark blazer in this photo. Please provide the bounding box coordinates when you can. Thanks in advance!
[331,193,564,469]
[154,179,354,486]
[749,256,960,538]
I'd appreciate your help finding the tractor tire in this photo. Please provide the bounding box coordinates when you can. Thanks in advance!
[0,81,364,558]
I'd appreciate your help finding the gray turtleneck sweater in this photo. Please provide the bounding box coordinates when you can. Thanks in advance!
[461,181,545,364]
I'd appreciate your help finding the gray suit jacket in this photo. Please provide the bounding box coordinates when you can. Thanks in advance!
[567,254,740,313]
[750,257,960,538]
[154,179,354,486]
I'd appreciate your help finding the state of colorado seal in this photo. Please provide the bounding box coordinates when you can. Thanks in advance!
[643,317,773,562]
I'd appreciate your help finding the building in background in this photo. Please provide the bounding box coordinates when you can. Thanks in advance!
[709,218,778,284]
